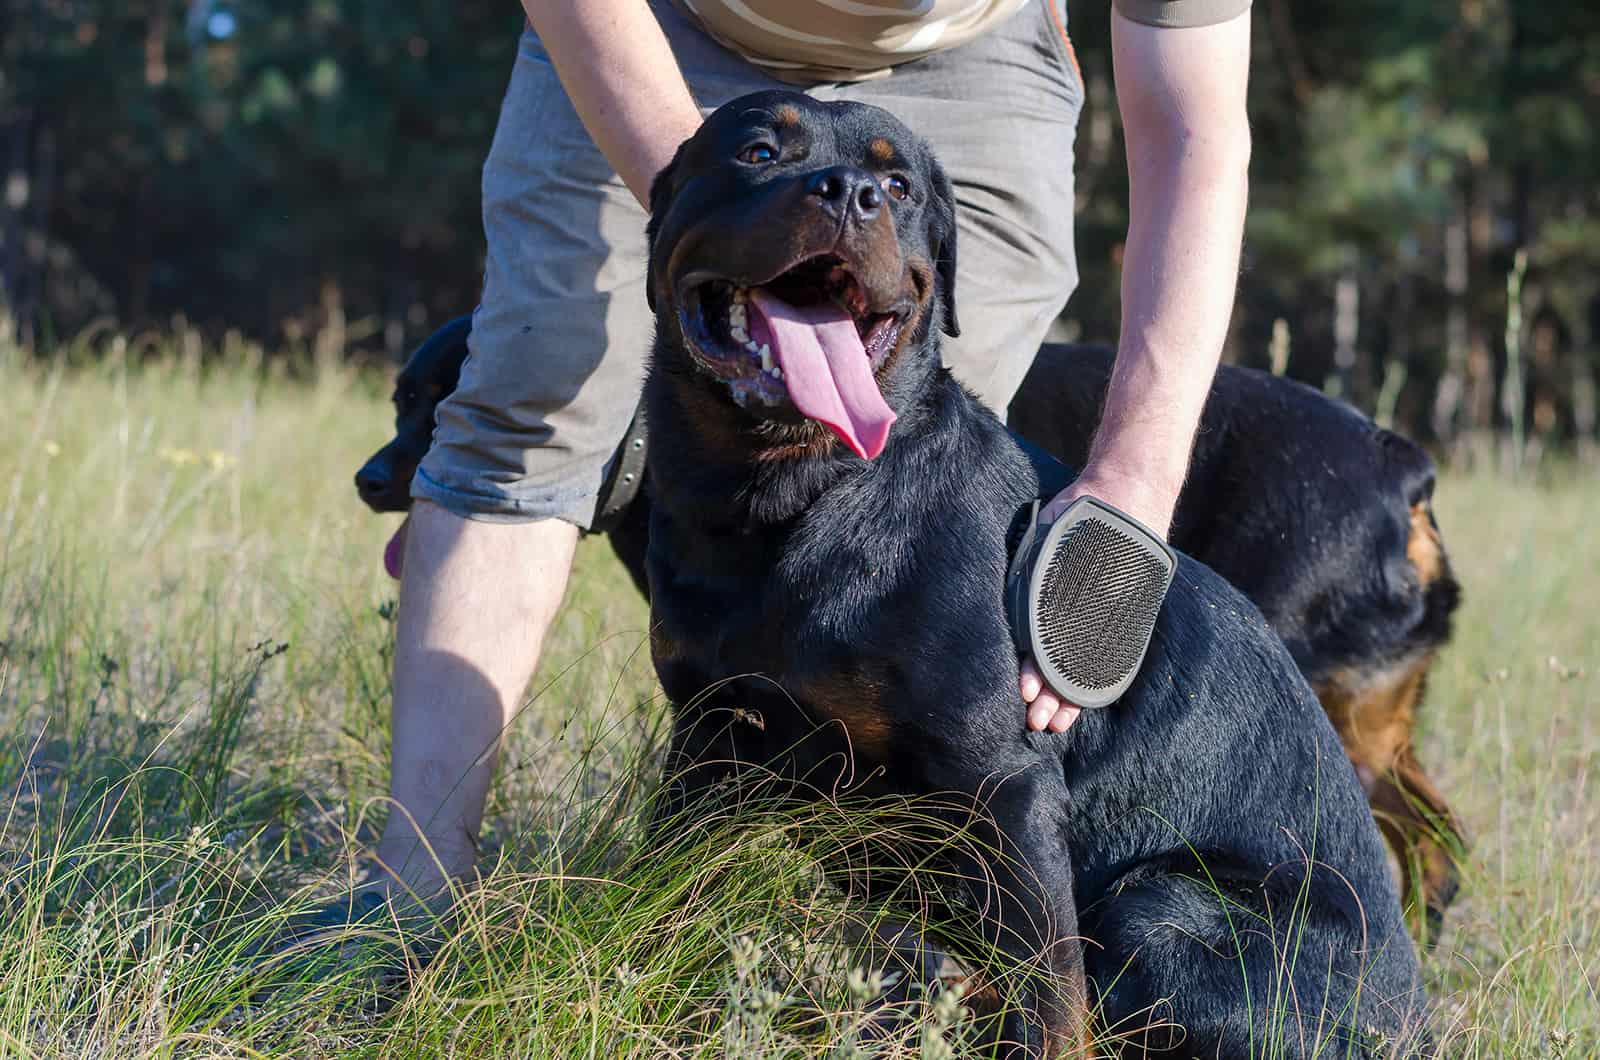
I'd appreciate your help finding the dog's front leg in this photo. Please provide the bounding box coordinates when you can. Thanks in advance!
[646,695,776,843]
[941,764,1090,1060]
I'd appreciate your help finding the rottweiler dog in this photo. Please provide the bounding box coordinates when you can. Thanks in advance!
[634,90,1425,1056]
[355,334,1465,943]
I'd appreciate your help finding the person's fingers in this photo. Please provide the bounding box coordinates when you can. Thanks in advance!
[1023,656,1082,732]
[1019,658,1043,703]
[1027,687,1062,731]
[1047,704,1082,733]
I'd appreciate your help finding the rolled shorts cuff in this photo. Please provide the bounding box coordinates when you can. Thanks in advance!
[410,462,600,529]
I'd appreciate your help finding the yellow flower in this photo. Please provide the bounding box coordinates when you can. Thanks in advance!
[159,446,201,466]
[43,440,61,458]
[207,450,236,471]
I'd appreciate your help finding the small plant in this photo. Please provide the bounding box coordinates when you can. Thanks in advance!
[722,934,793,1054]
[919,980,969,1060]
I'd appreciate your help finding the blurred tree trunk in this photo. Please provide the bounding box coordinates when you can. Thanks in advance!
[1578,292,1600,466]
[1,111,30,327]
[1462,164,1498,465]
[1376,269,1413,431]
[1328,268,1359,401]
[1433,202,1469,447]
[144,2,169,87]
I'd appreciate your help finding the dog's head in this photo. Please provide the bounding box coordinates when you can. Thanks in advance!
[647,91,958,461]
[354,315,472,514]
[354,316,471,578]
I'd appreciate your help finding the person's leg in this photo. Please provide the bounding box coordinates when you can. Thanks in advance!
[371,6,791,902]
[366,26,644,901]
[830,0,1084,414]
[373,505,577,894]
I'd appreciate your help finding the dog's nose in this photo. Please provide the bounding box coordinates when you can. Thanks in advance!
[355,462,390,503]
[806,166,882,222]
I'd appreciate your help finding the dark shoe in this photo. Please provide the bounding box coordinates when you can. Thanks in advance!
[256,880,447,1001]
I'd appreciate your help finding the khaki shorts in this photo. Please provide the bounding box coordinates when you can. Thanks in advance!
[415,0,1083,527]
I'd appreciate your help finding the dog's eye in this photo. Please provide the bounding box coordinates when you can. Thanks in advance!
[883,174,911,201]
[738,143,778,165]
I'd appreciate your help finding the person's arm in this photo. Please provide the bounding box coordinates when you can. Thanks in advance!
[521,0,705,206]
[1021,7,1252,733]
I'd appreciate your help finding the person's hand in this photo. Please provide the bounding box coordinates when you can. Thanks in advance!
[1019,464,1176,733]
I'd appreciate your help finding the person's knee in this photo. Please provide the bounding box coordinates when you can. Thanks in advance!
[399,501,580,626]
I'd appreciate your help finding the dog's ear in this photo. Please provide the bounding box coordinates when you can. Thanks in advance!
[927,155,960,338]
[645,151,685,314]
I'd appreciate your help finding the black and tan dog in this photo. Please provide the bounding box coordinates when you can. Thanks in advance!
[357,333,1465,946]
[628,90,1427,1055]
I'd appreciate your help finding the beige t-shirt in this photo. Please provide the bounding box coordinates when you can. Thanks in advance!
[678,0,1251,83]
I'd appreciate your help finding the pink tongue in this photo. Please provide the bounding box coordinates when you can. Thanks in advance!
[383,516,409,579]
[748,289,895,459]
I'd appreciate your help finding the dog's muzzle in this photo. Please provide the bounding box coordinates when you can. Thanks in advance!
[1005,496,1176,709]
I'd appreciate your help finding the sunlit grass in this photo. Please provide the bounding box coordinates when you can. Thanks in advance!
[1,326,1595,1055]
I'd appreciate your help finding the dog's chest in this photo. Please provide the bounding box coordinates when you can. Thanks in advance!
[648,518,885,694]
[648,484,1017,754]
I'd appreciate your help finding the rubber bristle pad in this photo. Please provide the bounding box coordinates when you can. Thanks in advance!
[1036,520,1169,692]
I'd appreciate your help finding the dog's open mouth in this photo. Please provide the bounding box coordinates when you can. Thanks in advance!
[679,255,905,459]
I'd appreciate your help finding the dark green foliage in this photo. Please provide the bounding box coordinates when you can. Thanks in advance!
[1062,2,1600,449]
[3,0,514,344]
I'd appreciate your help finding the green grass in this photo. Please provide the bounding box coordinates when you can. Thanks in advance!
[1,328,1596,1057]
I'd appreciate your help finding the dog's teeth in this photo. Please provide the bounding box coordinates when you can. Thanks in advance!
[730,326,749,344]
[729,303,747,326]
[758,344,781,380]
[745,340,760,353]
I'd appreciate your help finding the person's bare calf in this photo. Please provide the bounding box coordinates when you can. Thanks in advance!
[370,499,578,904]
